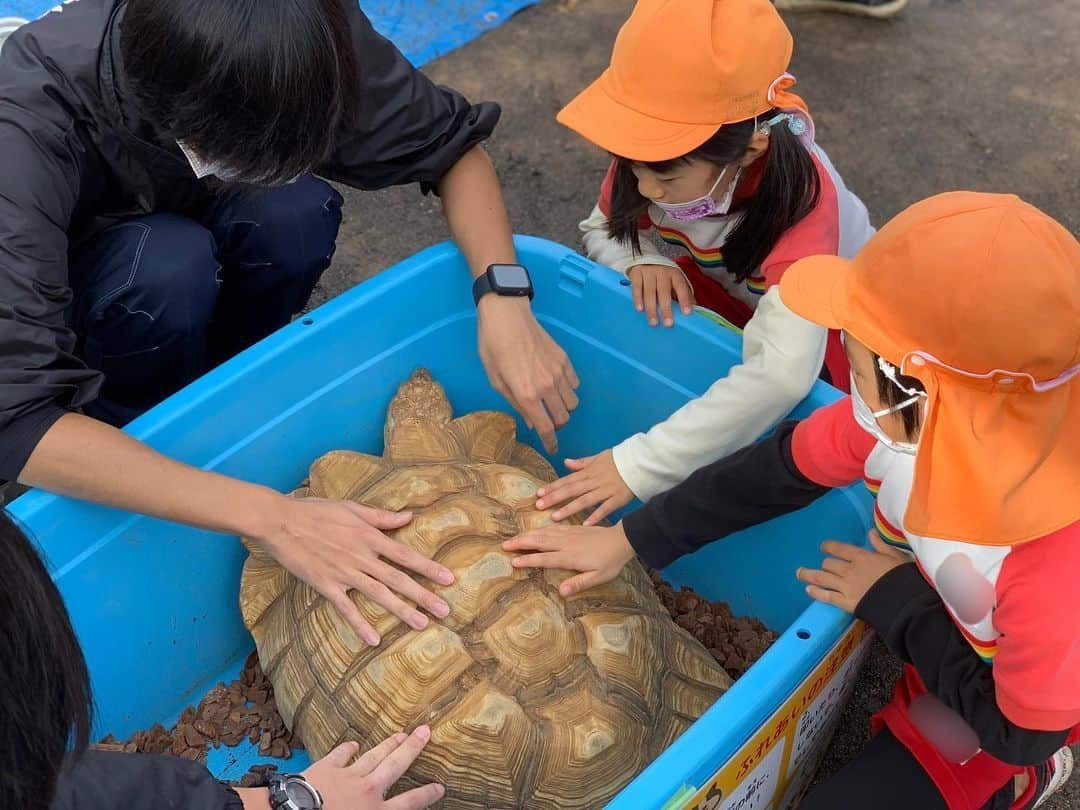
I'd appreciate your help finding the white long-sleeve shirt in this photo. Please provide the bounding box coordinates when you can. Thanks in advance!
[585,145,875,500]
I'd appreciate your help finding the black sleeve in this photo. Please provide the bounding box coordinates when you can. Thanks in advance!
[0,110,103,481]
[319,4,501,194]
[855,564,1070,765]
[622,421,831,570]
[50,750,243,810]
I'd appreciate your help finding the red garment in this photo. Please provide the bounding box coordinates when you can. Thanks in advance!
[873,667,1080,809]
[676,256,754,326]
[792,399,1080,808]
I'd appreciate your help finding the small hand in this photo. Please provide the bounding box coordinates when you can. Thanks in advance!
[796,530,910,613]
[628,264,694,327]
[477,296,580,453]
[302,727,444,809]
[254,496,455,646]
[502,523,635,596]
[535,450,634,526]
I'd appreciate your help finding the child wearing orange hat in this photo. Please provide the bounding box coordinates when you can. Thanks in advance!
[506,191,1080,809]
[536,0,877,526]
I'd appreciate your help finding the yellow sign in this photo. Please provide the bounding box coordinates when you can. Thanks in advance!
[684,621,872,810]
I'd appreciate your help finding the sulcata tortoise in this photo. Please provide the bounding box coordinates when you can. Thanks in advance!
[239,369,732,809]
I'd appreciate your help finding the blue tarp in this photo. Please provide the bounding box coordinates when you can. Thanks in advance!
[1,0,541,67]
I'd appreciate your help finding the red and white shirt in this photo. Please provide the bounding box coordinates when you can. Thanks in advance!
[793,399,1080,732]
[580,146,875,501]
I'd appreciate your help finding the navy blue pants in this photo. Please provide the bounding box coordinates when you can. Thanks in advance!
[67,175,343,426]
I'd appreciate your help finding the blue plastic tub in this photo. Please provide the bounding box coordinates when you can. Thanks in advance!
[11,236,874,809]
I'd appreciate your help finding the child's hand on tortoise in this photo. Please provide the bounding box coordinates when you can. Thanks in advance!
[536,449,634,525]
[796,530,911,614]
[628,264,694,327]
[502,523,636,597]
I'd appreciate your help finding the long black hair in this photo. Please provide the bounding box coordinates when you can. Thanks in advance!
[121,0,360,186]
[874,355,927,439]
[606,109,820,282]
[0,510,92,810]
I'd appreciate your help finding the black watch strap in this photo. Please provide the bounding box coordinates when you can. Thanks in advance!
[472,271,495,306]
[472,264,534,306]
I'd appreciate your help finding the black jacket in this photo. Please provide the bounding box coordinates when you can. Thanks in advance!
[0,0,499,480]
[52,750,243,810]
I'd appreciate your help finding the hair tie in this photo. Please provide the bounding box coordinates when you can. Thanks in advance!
[760,112,807,137]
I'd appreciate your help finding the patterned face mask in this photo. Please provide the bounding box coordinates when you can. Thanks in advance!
[654,166,743,221]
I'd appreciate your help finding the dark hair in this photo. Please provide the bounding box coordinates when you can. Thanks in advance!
[0,510,92,810]
[121,0,359,186]
[607,110,820,282]
[873,355,926,439]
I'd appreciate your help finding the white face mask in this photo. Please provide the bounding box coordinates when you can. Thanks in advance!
[850,371,924,456]
[654,165,743,221]
[177,141,300,185]
[177,140,244,181]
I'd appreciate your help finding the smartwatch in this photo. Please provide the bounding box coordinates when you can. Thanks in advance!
[267,773,323,810]
[472,263,534,306]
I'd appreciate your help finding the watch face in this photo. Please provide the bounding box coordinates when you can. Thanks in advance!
[284,779,320,809]
[490,264,530,292]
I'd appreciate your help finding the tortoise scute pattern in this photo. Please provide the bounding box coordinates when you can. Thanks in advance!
[240,369,732,809]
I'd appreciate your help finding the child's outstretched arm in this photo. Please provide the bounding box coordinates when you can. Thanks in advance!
[613,286,827,502]
[621,419,833,568]
[506,419,836,594]
[541,285,830,523]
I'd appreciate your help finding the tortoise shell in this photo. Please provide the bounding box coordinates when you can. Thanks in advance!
[239,369,731,808]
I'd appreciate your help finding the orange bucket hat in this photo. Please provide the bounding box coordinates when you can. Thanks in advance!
[781,192,1080,546]
[557,0,813,162]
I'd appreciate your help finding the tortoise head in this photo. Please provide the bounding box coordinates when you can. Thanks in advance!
[386,369,454,432]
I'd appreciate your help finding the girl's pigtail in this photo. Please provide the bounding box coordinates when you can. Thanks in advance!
[606,157,651,255]
[722,118,820,282]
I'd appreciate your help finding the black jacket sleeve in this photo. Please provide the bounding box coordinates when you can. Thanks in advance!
[0,99,103,480]
[51,750,243,809]
[320,4,501,194]
[622,421,831,569]
[855,564,1070,765]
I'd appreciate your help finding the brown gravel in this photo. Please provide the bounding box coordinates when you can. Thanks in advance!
[648,570,779,680]
[92,651,302,767]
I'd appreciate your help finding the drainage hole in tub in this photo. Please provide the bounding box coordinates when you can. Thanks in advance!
[796,629,811,640]
[301,318,315,326]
